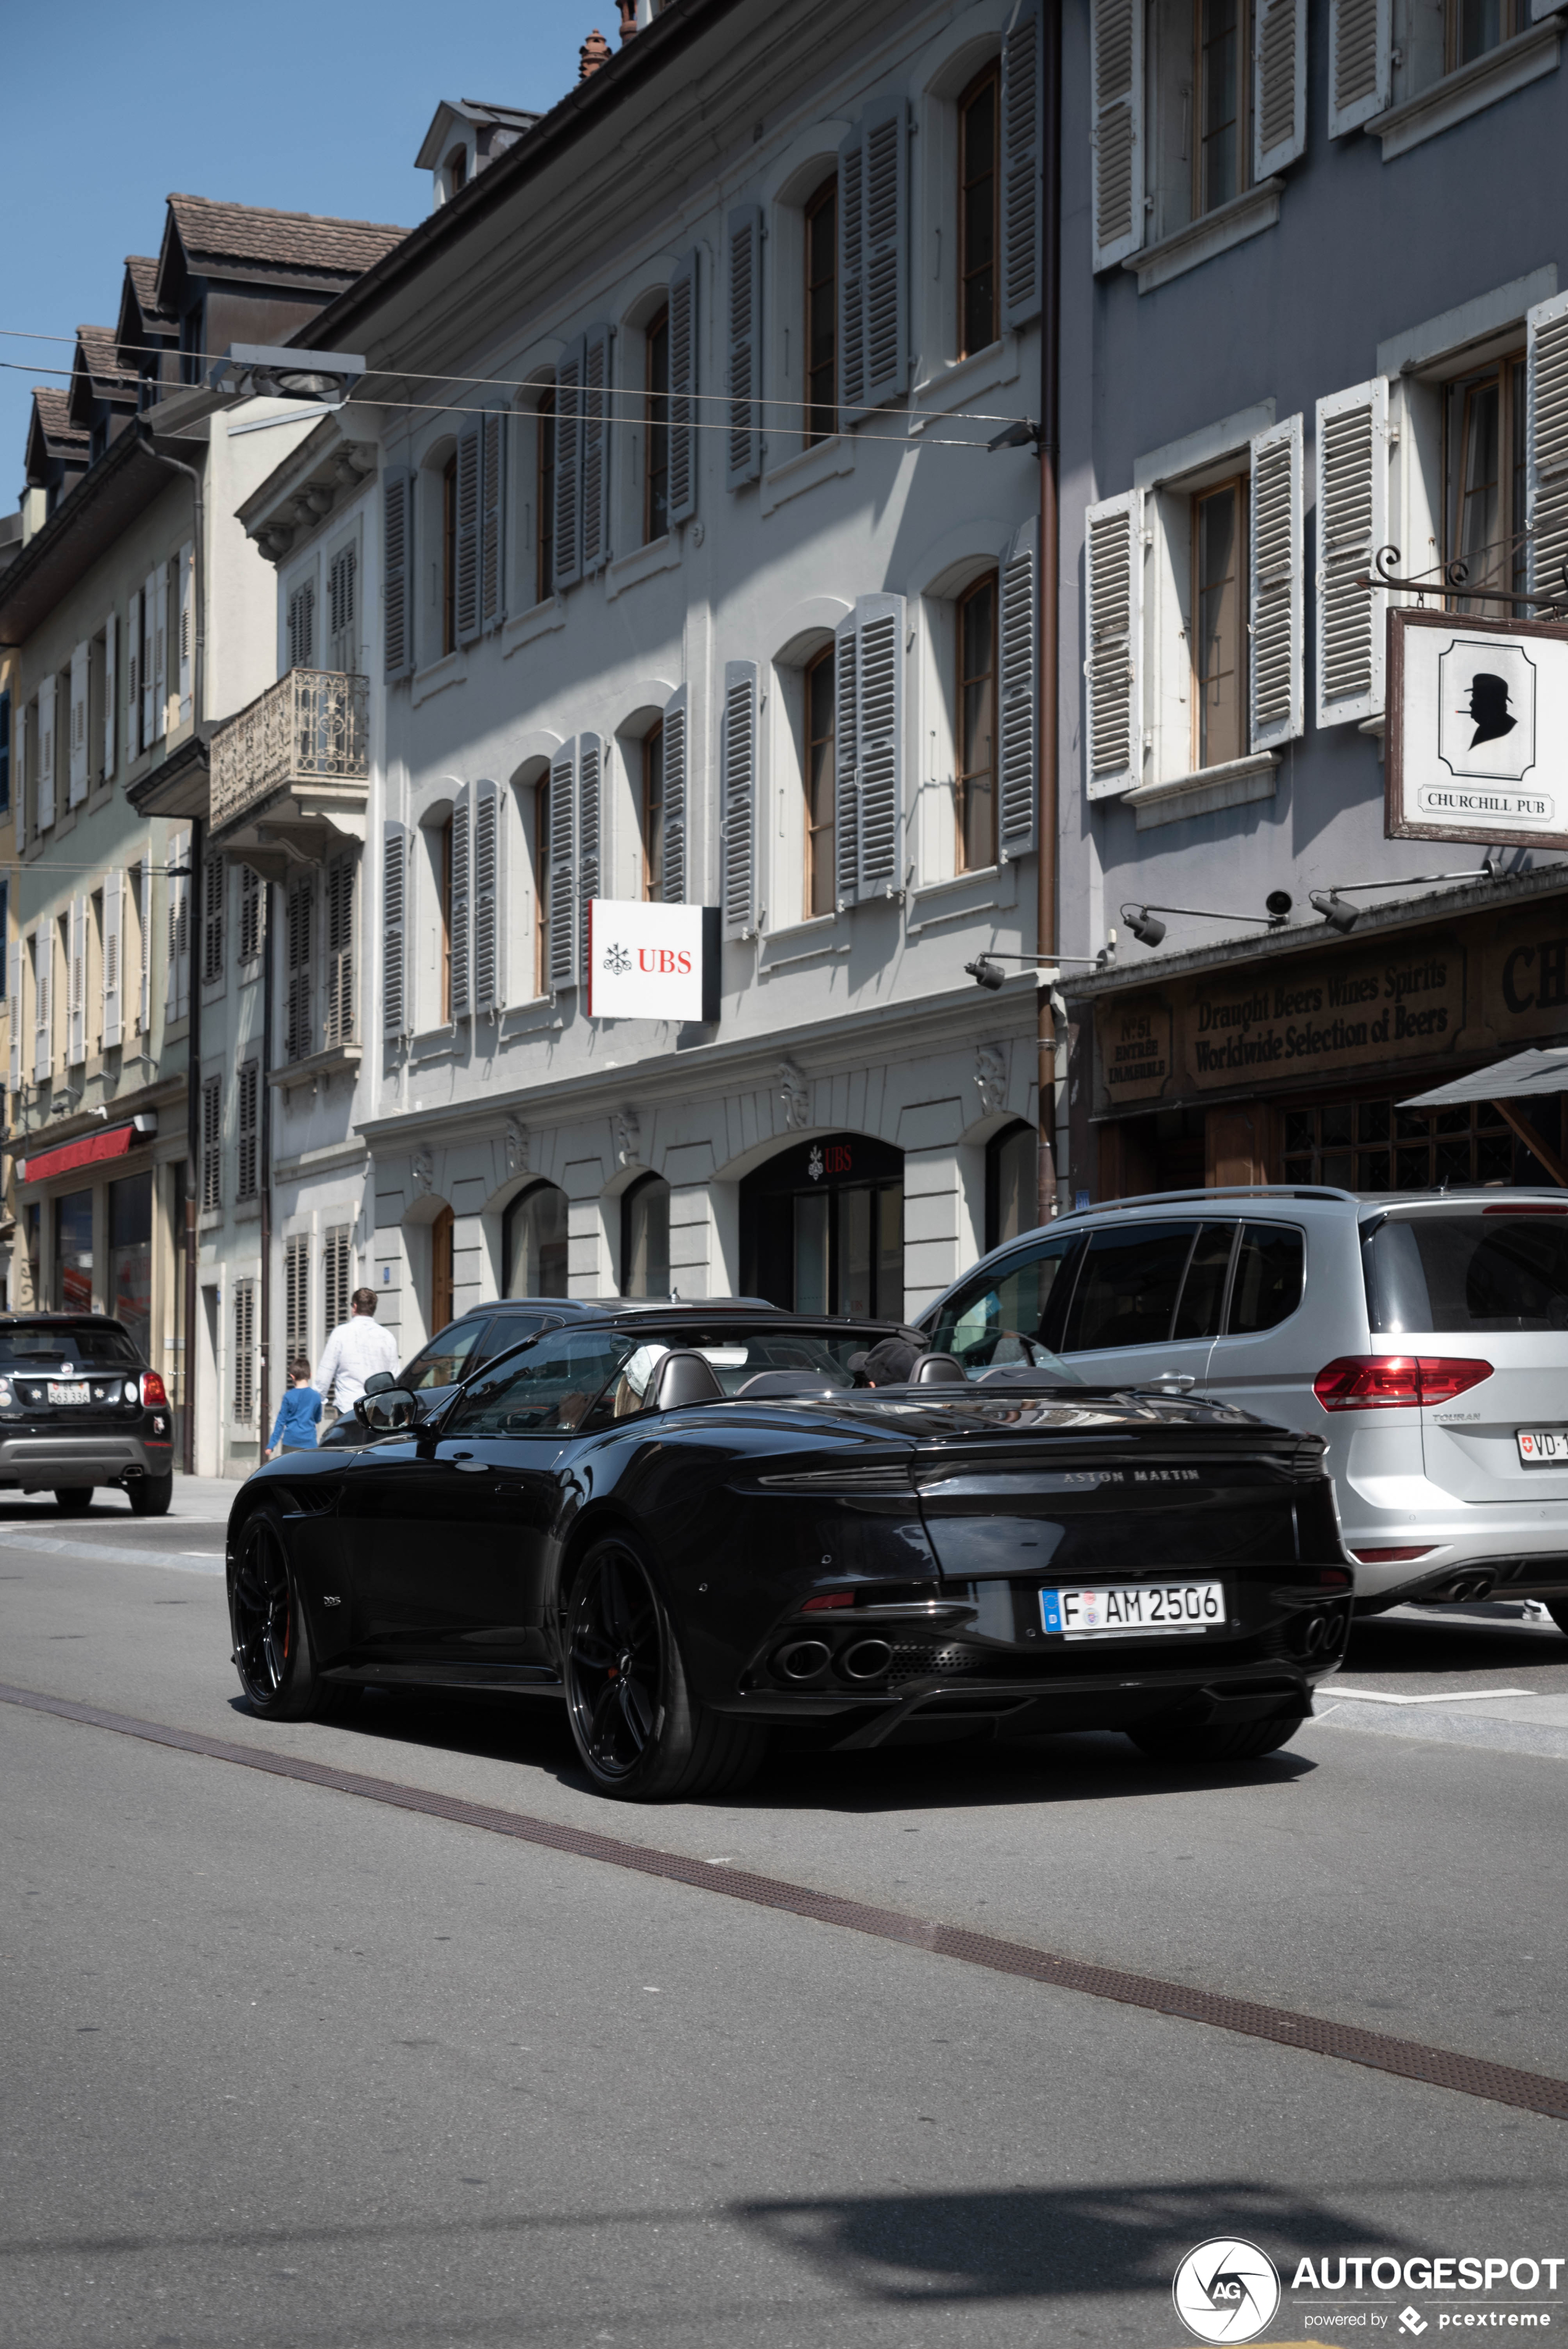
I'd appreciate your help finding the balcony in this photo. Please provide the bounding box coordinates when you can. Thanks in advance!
[208,669,369,872]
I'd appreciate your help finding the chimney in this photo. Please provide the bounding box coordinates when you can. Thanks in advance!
[617,0,638,39]
[579,28,612,76]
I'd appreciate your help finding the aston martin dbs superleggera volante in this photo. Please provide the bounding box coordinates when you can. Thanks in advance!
[225,1305,1351,1800]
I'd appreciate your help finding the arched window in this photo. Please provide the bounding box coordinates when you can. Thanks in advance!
[804,643,835,917]
[957,63,1000,357]
[446,146,468,196]
[504,1182,570,1296]
[956,571,998,872]
[986,1120,1036,1253]
[441,454,459,653]
[642,720,664,900]
[621,1173,670,1299]
[644,305,670,543]
[535,383,556,603]
[803,176,837,445]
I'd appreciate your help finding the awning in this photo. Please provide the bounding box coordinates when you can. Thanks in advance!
[21,1122,146,1187]
[1401,1048,1568,1109]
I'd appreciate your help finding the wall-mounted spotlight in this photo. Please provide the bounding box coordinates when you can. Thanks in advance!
[1124,905,1166,947]
[965,956,1007,991]
[1117,899,1291,949]
[1309,861,1512,935]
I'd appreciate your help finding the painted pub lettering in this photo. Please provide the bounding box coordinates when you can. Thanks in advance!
[1101,1000,1172,1104]
[1185,949,1462,1089]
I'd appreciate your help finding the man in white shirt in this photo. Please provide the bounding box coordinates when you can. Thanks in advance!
[316,1288,399,1414]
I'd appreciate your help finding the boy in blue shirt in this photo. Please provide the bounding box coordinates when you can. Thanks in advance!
[267,1354,322,1458]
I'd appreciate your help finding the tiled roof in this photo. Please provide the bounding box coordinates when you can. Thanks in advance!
[75,325,136,394]
[123,254,174,325]
[31,388,89,454]
[166,194,409,281]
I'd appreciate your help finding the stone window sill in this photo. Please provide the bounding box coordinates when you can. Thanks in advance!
[410,1022,461,1062]
[906,861,1019,934]
[412,649,466,706]
[909,335,1021,425]
[606,532,682,601]
[1124,750,1280,831]
[499,1000,564,1039]
[503,596,566,657]
[1372,22,1559,159]
[761,433,855,518]
[269,1040,362,1091]
[1123,180,1284,295]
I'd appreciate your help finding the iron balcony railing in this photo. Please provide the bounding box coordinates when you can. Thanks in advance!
[209,668,369,832]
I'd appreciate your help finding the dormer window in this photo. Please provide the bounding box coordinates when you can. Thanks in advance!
[179,302,205,388]
[446,145,468,196]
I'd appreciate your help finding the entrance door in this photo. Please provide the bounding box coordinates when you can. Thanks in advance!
[742,1133,906,1317]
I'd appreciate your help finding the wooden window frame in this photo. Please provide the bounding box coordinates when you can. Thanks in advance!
[803,644,836,919]
[1445,0,1521,72]
[441,456,459,655]
[644,306,670,546]
[1195,0,1250,222]
[439,816,454,1022]
[533,778,551,1000]
[803,177,837,448]
[955,572,999,875]
[1445,347,1528,607]
[642,722,665,902]
[535,384,556,606]
[1191,474,1249,772]
[957,62,1001,361]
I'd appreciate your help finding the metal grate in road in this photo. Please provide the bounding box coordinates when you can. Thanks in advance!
[4,1677,1566,2125]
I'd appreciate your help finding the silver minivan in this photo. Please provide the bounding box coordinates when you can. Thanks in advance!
[918,1185,1568,1625]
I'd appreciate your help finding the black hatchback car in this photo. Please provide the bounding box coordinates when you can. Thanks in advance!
[0,1314,175,1514]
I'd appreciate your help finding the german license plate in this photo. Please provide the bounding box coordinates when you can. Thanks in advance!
[1517,1427,1568,1466]
[47,1382,90,1406]
[1041,1580,1225,1638]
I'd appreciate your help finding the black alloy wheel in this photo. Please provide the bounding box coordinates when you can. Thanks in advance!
[230,1508,358,1724]
[52,1488,93,1516]
[1128,1708,1307,1764]
[564,1534,767,1803]
[1547,1598,1568,1640]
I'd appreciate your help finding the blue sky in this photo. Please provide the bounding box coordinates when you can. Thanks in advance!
[1,0,594,503]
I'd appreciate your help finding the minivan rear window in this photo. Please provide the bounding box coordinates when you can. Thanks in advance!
[1362,1213,1568,1333]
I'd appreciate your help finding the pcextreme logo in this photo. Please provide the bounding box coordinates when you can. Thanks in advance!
[1173,2239,1283,2343]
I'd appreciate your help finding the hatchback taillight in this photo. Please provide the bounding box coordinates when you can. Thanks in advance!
[1313,1356,1492,1411]
[140,1370,169,1408]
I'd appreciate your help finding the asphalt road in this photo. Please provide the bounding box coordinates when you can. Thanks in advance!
[2,1482,1566,2349]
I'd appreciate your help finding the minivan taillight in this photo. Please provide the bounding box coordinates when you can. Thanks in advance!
[1313,1356,1492,1411]
[140,1371,169,1408]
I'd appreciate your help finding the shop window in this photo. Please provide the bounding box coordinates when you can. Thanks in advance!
[957,63,999,357]
[741,1134,905,1318]
[505,1181,570,1297]
[803,176,836,446]
[622,1173,670,1300]
[55,1188,93,1313]
[1446,349,1527,608]
[1280,1096,1515,1191]
[431,1203,456,1333]
[804,644,836,917]
[986,1120,1036,1252]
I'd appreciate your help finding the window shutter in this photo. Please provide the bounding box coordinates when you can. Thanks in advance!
[285,875,312,1060]
[548,740,578,993]
[1314,377,1388,727]
[383,467,414,680]
[102,611,117,782]
[837,122,867,419]
[323,856,354,1046]
[1091,0,1144,270]
[1328,0,1390,136]
[1527,290,1568,603]
[725,209,763,490]
[202,1074,222,1212]
[382,822,408,1036]
[287,578,315,670]
[138,862,151,1037]
[552,336,586,593]
[472,778,501,1012]
[581,326,614,575]
[449,785,472,1019]
[238,1064,260,1201]
[167,828,191,1021]
[33,931,51,1084]
[8,941,22,1095]
[37,675,56,832]
[151,562,167,742]
[328,544,358,669]
[126,588,141,757]
[178,540,193,722]
[67,895,86,1065]
[455,419,482,645]
[667,251,699,527]
[720,660,758,938]
[1083,490,1143,799]
[202,851,225,985]
[853,594,904,898]
[1254,0,1307,178]
[239,863,262,962]
[1001,0,1045,332]
[12,701,22,851]
[283,1233,307,1353]
[661,685,688,905]
[1249,412,1305,751]
[102,869,123,1051]
[69,640,88,806]
[480,411,506,633]
[141,571,157,745]
[233,1282,255,1424]
[861,97,910,414]
[998,517,1040,859]
[577,733,603,987]
[833,606,861,908]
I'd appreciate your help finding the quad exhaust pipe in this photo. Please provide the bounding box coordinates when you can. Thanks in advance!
[838,1638,893,1682]
[774,1639,831,1681]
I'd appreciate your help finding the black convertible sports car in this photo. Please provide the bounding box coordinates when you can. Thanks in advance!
[225,1305,1351,1801]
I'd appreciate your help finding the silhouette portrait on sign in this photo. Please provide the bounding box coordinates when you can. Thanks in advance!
[1464,671,1517,748]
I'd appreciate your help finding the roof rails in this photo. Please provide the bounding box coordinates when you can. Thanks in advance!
[1054,1185,1362,1218]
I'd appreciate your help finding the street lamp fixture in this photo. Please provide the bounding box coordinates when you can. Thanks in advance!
[1310,858,1506,934]
[1119,896,1294,949]
[207,344,368,407]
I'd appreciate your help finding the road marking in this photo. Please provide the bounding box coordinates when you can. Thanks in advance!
[1330,1685,1539,1705]
[1,1678,1565,2126]
[0,1533,224,1574]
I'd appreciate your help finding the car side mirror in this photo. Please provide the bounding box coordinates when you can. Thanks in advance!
[362,1370,396,1398]
[356,1385,418,1432]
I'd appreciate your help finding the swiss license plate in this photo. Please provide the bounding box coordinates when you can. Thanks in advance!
[1041,1580,1225,1638]
[1517,1427,1568,1466]
[46,1382,90,1406]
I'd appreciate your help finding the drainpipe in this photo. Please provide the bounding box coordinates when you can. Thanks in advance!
[1036,0,1062,1225]
[138,423,206,1474]
[259,882,274,1450]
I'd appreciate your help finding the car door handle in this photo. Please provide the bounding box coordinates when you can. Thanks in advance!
[1152,1372,1196,1389]
[449,1453,492,1472]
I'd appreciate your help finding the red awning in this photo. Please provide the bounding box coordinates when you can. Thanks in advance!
[22,1123,143,1186]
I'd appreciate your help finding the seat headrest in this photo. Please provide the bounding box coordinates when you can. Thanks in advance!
[651,1350,725,1411]
[912,1351,967,1385]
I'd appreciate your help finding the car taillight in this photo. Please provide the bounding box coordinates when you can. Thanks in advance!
[801,1591,855,1612]
[1312,1356,1492,1411]
[1351,1546,1435,1564]
[140,1371,169,1408]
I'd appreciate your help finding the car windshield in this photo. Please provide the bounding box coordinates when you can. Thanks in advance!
[611,1327,877,1398]
[1363,1210,1568,1332]
[0,1323,140,1368]
[402,1319,493,1390]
